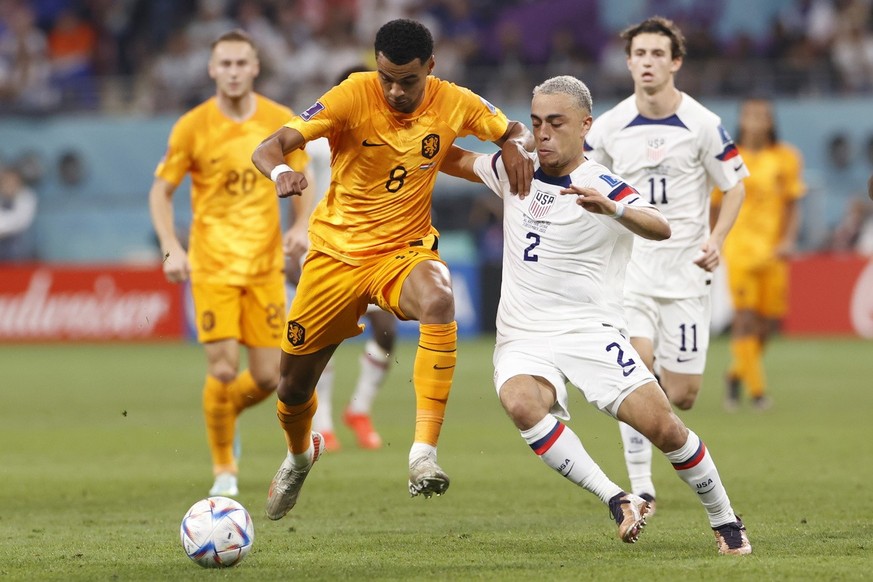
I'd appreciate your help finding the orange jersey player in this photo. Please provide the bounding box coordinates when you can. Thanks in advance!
[714,97,806,411]
[148,29,314,498]
[251,18,533,521]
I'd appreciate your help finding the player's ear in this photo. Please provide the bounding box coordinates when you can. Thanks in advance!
[580,115,593,137]
[671,56,683,74]
[427,55,435,74]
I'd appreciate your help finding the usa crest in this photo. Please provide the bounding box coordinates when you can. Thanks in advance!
[646,137,667,163]
[421,134,440,159]
[287,321,306,346]
[527,190,556,219]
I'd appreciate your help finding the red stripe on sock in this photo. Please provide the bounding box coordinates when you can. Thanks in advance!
[672,441,707,471]
[533,422,565,455]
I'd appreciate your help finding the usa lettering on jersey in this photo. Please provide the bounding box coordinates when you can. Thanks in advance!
[527,190,556,219]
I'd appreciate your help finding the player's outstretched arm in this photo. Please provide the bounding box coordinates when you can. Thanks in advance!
[560,185,671,241]
[440,145,485,183]
[494,121,534,198]
[252,127,309,198]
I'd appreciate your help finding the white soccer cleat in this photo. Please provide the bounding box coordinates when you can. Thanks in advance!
[609,492,650,543]
[408,454,450,498]
[209,472,239,497]
[714,517,753,555]
[265,432,324,520]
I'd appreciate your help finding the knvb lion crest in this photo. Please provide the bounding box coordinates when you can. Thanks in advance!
[201,311,215,332]
[287,320,305,346]
[421,134,440,159]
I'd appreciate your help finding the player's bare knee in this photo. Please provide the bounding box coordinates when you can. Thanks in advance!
[418,287,455,322]
[650,415,689,452]
[276,378,314,405]
[249,368,279,393]
[276,366,320,404]
[210,364,237,385]
[673,395,695,410]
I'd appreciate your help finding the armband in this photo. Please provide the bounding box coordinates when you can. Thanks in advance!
[270,164,293,182]
[611,203,625,219]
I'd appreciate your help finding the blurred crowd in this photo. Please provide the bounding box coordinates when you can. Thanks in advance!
[2,0,873,115]
[2,0,873,264]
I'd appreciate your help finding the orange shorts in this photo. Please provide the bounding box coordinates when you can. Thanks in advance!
[726,258,788,319]
[282,238,442,355]
[190,272,286,346]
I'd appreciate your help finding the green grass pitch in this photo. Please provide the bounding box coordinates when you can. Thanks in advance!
[1,335,871,580]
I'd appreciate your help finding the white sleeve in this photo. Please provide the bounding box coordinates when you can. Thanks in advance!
[588,170,648,209]
[0,189,37,237]
[701,122,750,192]
[472,152,509,198]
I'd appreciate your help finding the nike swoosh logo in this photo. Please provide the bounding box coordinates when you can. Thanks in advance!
[622,366,636,377]
[696,489,713,495]
[733,162,744,171]
[210,157,223,164]
[676,356,695,363]
[433,364,455,370]
[560,461,575,477]
[362,139,387,147]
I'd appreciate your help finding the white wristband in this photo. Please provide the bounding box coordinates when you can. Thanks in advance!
[270,164,293,182]
[611,203,625,219]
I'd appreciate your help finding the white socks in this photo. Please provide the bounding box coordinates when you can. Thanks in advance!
[409,442,437,463]
[665,430,736,527]
[311,359,336,432]
[347,339,391,414]
[619,421,655,497]
[288,440,313,469]
[521,415,623,504]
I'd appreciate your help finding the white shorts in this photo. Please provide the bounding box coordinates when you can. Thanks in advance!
[624,291,711,375]
[493,327,656,419]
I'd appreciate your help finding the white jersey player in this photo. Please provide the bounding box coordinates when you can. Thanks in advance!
[441,75,751,555]
[584,17,747,511]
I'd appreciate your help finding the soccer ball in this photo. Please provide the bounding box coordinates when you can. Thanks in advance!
[180,496,254,568]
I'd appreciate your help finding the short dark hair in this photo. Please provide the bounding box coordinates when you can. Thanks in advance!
[621,16,686,60]
[211,29,257,53]
[374,19,433,65]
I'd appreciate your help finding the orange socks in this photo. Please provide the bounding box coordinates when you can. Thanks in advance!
[412,322,458,446]
[730,336,765,398]
[228,370,272,414]
[203,370,275,474]
[202,375,236,474]
[277,390,318,454]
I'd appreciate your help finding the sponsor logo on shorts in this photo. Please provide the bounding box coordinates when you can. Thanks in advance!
[201,311,215,332]
[287,320,305,346]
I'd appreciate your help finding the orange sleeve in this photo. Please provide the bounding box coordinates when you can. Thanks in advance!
[154,113,196,185]
[781,144,806,201]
